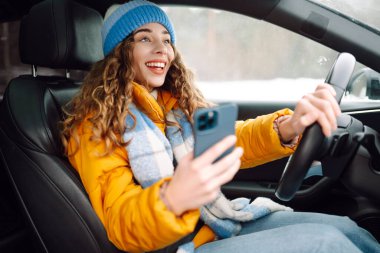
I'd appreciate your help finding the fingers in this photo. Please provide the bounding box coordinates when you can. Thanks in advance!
[170,136,243,213]
[196,145,243,181]
[210,147,243,182]
[314,83,341,116]
[192,144,243,193]
[204,155,241,193]
[297,99,334,136]
[292,83,341,136]
[315,83,336,96]
[192,135,237,167]
[301,94,337,133]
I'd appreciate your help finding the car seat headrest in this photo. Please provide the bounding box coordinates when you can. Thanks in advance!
[19,0,104,70]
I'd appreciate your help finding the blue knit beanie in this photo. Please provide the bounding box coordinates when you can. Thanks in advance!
[101,0,176,56]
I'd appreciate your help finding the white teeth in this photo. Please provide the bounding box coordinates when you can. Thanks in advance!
[146,62,165,68]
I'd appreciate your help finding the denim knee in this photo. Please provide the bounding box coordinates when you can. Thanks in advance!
[325,215,373,238]
[301,224,361,253]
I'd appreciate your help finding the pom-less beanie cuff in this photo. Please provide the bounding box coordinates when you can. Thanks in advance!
[102,0,175,56]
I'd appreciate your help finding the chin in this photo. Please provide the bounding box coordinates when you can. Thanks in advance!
[148,80,165,88]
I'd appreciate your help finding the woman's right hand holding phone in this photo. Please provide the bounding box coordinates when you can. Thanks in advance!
[163,135,243,216]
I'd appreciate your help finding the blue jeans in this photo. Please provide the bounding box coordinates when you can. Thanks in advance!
[195,211,380,253]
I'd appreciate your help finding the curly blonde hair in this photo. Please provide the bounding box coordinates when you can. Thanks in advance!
[61,35,209,156]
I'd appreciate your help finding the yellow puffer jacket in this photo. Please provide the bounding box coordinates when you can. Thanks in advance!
[68,82,296,253]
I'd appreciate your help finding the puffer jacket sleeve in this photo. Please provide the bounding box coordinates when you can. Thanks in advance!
[235,108,297,169]
[68,122,200,252]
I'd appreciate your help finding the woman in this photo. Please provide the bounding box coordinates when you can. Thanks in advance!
[61,1,380,252]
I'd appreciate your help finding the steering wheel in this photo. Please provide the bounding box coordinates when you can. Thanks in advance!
[275,53,356,201]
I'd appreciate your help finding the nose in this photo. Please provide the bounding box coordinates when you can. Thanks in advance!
[153,40,168,55]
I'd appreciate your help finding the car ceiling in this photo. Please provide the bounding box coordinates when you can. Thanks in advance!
[0,0,121,22]
[0,0,281,22]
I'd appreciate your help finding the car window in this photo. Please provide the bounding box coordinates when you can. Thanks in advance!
[0,21,26,94]
[0,21,86,95]
[164,6,380,103]
[1,6,379,103]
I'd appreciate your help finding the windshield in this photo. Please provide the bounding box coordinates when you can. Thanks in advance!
[310,0,380,33]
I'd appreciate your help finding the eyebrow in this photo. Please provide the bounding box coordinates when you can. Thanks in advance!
[133,28,170,35]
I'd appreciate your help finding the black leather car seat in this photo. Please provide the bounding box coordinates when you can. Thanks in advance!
[0,0,124,252]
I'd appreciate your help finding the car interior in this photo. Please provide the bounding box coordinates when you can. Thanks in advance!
[1,0,380,253]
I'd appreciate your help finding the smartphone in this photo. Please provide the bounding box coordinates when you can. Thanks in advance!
[193,103,238,163]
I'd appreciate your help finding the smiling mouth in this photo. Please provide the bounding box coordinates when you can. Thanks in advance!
[145,62,166,70]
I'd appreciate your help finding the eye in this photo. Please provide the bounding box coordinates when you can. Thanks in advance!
[164,39,171,44]
[140,36,151,42]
